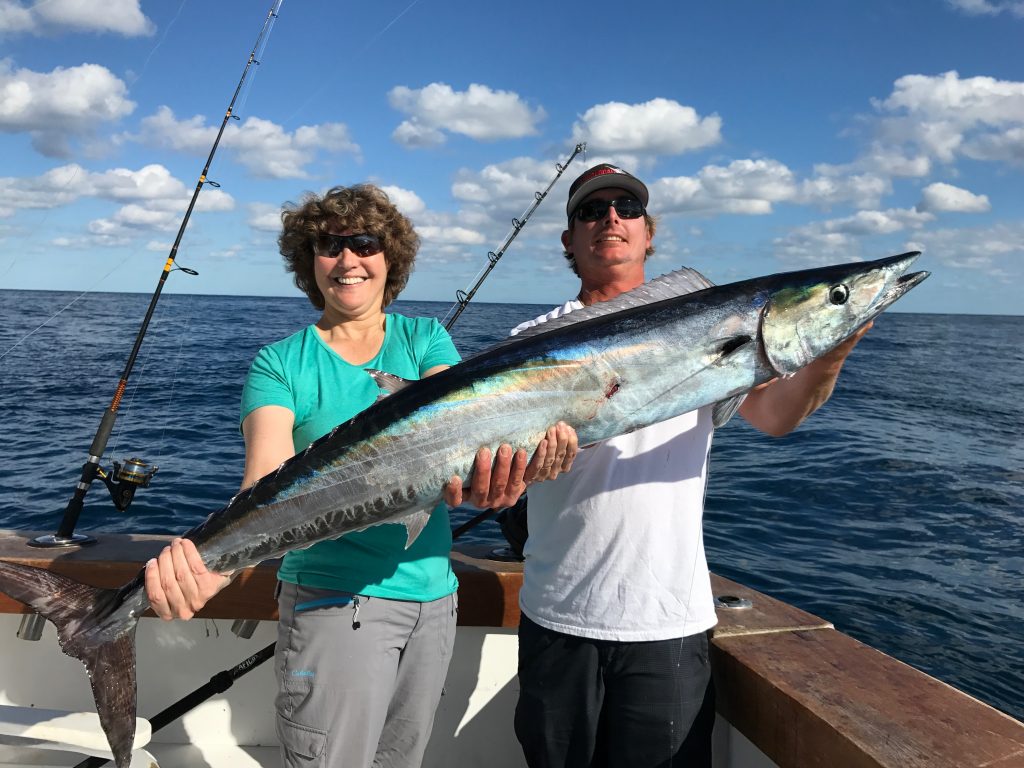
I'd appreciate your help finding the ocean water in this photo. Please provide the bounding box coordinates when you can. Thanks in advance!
[0,289,1021,722]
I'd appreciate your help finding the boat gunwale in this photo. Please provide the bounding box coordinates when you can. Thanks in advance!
[0,529,1022,768]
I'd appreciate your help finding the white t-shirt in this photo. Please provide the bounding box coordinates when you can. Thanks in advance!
[512,300,718,642]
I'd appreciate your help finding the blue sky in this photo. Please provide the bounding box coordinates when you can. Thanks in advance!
[1,0,1022,315]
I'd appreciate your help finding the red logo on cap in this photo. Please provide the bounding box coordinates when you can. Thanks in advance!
[580,167,621,184]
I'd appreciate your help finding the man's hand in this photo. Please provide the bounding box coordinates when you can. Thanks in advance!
[741,321,873,436]
[443,422,578,509]
[145,538,233,620]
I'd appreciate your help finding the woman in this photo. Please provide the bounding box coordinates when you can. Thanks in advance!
[145,184,575,767]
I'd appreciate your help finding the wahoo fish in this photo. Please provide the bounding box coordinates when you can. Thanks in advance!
[0,252,927,767]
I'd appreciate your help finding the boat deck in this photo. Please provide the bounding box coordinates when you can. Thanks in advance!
[0,531,1022,768]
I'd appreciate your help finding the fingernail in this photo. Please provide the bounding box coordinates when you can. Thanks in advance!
[146,559,155,568]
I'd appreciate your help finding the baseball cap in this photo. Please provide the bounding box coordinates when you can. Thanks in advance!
[565,163,649,220]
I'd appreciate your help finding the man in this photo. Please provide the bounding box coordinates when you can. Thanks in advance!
[511,163,871,767]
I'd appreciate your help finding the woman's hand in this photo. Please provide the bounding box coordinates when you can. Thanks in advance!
[443,422,578,509]
[145,538,234,620]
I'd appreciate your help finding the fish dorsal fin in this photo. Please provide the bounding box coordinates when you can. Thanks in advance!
[366,369,413,402]
[506,267,715,344]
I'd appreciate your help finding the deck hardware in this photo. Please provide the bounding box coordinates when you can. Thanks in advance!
[230,619,260,639]
[714,595,753,610]
[16,613,45,641]
[489,546,522,562]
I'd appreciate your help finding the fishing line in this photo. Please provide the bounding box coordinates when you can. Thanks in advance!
[361,0,424,49]
[233,8,277,122]
[0,252,131,362]
[281,0,424,124]
[105,292,199,471]
[0,164,82,282]
[150,294,197,467]
[129,0,190,88]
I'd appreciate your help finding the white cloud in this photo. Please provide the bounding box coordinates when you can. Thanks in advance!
[248,203,282,233]
[0,162,234,242]
[380,185,427,218]
[448,155,582,246]
[772,229,857,266]
[89,186,233,236]
[91,164,193,201]
[821,208,934,236]
[571,98,722,156]
[773,207,936,265]
[944,0,1024,16]
[879,72,1024,124]
[134,106,360,178]
[388,83,545,147]
[910,221,1024,275]
[917,182,991,213]
[0,60,135,156]
[392,121,445,149]
[417,226,487,246]
[0,2,32,33]
[799,172,892,209]
[962,126,1024,165]
[0,0,153,35]
[872,71,1024,166]
[0,163,87,212]
[652,159,794,215]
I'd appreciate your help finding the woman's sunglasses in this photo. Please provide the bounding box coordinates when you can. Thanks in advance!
[318,233,383,257]
[573,197,645,223]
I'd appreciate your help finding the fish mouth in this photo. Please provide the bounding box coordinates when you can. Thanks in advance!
[876,252,929,312]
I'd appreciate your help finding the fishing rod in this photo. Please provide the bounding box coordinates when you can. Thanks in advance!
[29,1,286,549]
[441,142,586,331]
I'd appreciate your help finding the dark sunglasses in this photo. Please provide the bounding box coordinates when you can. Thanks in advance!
[573,197,646,222]
[318,233,383,257]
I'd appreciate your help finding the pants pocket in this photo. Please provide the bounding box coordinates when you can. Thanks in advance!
[276,713,327,768]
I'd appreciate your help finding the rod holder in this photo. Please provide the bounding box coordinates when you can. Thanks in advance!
[17,613,46,641]
[27,533,96,548]
[231,619,260,639]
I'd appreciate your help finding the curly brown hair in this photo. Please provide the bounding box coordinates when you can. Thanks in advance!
[562,212,658,276]
[278,184,420,309]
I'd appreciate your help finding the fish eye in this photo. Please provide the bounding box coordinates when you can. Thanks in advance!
[828,284,850,305]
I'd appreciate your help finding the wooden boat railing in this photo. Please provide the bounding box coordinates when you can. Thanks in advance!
[0,530,1021,768]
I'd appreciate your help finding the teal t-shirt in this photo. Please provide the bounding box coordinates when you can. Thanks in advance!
[240,313,461,600]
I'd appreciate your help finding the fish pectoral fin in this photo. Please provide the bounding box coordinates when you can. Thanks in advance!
[712,394,747,427]
[366,369,414,400]
[714,334,754,360]
[402,509,434,549]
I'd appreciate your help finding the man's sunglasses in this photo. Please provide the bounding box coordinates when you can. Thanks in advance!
[573,197,645,223]
[318,233,383,257]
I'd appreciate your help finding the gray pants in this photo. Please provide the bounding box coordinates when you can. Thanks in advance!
[275,581,457,768]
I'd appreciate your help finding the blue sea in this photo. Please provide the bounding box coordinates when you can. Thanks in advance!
[0,289,1021,722]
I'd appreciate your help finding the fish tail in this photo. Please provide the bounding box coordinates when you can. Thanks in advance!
[0,560,141,768]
